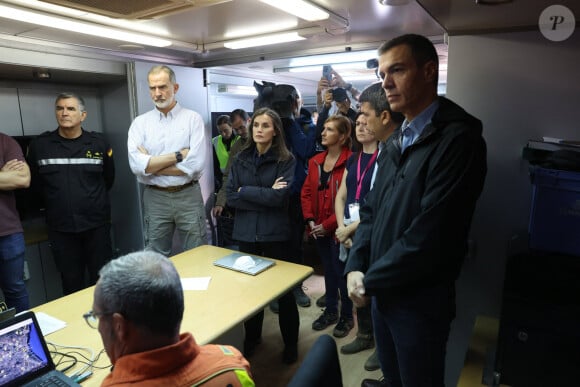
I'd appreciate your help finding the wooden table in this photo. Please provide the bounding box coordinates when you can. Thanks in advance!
[33,245,313,386]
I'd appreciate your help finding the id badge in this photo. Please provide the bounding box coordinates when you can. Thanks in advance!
[349,202,360,222]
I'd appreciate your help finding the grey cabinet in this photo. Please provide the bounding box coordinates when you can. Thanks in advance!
[24,240,63,308]
[0,88,23,136]
[24,244,45,307]
[38,241,63,302]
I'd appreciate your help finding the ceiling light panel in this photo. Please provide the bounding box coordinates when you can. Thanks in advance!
[224,32,305,49]
[0,5,172,47]
[289,50,377,67]
[259,0,329,21]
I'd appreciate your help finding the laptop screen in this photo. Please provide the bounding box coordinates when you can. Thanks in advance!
[0,313,53,386]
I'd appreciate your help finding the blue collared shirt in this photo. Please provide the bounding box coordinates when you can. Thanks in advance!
[400,99,440,154]
[370,140,387,189]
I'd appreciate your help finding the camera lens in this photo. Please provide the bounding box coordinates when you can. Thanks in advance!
[366,58,378,69]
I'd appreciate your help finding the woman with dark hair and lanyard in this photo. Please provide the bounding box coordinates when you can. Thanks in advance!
[226,107,299,364]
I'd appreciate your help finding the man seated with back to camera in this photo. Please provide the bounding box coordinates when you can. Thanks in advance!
[88,250,255,387]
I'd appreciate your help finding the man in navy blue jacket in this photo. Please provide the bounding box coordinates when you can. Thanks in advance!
[346,34,487,387]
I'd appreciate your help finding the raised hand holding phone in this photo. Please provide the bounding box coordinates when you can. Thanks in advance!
[322,64,332,81]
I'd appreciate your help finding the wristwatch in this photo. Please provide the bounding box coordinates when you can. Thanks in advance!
[344,83,353,91]
[175,151,183,163]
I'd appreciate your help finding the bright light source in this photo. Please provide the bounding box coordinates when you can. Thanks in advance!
[217,84,258,96]
[287,66,323,73]
[277,62,378,82]
[289,50,377,67]
[0,5,172,47]
[281,61,367,73]
[224,32,305,49]
[332,62,368,71]
[224,21,298,40]
[340,73,379,82]
[259,0,329,21]
[378,0,411,5]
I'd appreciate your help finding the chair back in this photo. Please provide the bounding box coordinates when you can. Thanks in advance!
[288,334,343,387]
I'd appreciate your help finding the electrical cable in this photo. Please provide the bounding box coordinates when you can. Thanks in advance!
[49,351,78,373]
[47,341,97,376]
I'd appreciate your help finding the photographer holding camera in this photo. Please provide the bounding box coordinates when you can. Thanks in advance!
[316,67,360,113]
[317,85,359,152]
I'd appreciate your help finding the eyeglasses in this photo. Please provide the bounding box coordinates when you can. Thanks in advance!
[83,310,111,329]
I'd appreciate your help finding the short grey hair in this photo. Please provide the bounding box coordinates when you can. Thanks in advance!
[148,65,177,84]
[55,92,86,112]
[96,251,184,337]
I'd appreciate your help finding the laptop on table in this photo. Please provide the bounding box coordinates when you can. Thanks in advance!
[213,252,275,276]
[0,311,80,386]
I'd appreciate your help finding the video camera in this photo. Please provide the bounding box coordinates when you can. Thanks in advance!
[320,65,349,102]
[253,80,299,119]
[331,87,348,102]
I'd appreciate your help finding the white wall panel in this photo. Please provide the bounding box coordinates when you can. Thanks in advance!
[18,88,102,135]
[0,88,23,136]
[444,30,580,387]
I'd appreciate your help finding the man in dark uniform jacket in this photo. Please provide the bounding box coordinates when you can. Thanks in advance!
[28,92,115,295]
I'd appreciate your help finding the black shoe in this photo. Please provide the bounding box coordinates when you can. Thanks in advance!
[269,300,279,314]
[361,379,387,387]
[364,349,380,371]
[243,342,256,358]
[333,316,354,338]
[243,337,262,358]
[282,345,298,364]
[315,293,326,307]
[293,285,311,307]
[340,337,374,354]
[312,310,338,331]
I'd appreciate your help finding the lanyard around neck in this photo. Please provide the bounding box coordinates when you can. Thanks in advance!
[355,150,378,201]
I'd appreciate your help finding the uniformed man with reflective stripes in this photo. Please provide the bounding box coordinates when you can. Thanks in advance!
[28,92,115,295]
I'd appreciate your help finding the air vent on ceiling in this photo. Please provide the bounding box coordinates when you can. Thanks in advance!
[38,0,230,19]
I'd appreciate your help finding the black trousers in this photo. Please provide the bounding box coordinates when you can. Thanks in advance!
[48,223,112,295]
[238,240,299,349]
[286,194,305,265]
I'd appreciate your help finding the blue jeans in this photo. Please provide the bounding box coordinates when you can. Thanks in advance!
[0,233,29,312]
[372,283,455,387]
[315,237,352,319]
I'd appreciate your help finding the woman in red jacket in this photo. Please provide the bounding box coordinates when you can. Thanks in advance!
[301,114,353,337]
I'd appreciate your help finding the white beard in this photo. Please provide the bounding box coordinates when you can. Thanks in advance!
[154,96,174,110]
